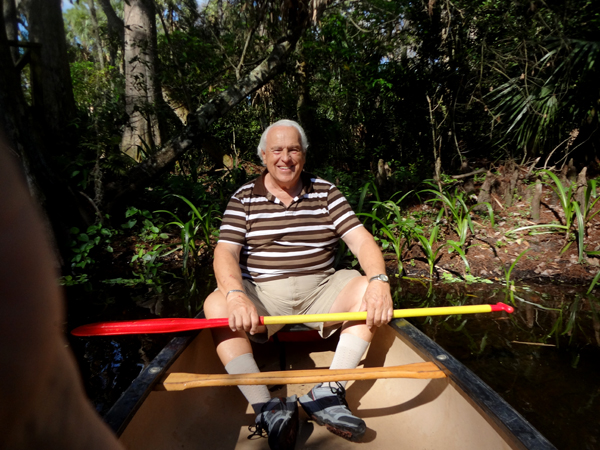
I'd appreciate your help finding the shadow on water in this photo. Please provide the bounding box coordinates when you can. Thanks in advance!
[69,271,600,449]
[394,277,600,450]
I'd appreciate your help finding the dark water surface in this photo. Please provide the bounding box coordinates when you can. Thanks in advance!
[395,279,600,450]
[68,277,600,449]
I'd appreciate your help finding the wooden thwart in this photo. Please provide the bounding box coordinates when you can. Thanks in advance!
[157,362,447,391]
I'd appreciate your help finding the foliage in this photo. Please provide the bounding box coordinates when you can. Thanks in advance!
[487,38,600,154]
[422,182,494,249]
[67,222,115,270]
[358,188,417,275]
[156,194,220,275]
[415,226,444,279]
[509,170,589,263]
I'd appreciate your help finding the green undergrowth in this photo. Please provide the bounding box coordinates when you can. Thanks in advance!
[61,188,222,315]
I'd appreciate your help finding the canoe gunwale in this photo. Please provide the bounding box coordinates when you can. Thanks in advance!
[103,332,200,436]
[389,319,556,450]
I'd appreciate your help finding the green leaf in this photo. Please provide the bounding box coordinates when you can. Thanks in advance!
[125,207,138,218]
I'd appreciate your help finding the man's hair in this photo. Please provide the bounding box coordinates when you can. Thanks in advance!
[257,119,309,164]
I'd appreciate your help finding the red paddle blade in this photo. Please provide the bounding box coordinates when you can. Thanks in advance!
[70,318,230,336]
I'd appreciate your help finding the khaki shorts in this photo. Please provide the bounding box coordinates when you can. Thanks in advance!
[242,269,361,341]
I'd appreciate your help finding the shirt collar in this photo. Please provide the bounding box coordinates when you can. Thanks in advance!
[252,170,314,199]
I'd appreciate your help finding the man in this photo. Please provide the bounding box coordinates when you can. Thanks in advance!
[203,119,393,450]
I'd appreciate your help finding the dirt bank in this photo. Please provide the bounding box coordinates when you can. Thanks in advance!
[398,185,600,285]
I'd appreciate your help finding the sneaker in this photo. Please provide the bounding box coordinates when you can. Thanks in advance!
[248,395,299,450]
[298,383,366,441]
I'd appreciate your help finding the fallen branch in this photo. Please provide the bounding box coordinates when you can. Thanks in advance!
[511,341,556,347]
[451,168,486,180]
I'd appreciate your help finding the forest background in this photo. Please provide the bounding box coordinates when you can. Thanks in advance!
[1,0,600,312]
[4,3,600,447]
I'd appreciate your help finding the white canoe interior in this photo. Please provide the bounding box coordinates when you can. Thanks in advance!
[119,322,523,450]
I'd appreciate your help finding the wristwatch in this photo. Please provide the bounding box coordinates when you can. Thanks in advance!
[369,274,389,283]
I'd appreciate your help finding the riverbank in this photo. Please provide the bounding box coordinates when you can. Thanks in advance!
[392,184,600,286]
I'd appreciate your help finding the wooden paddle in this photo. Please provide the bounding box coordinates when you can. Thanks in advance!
[71,303,513,336]
[157,362,447,391]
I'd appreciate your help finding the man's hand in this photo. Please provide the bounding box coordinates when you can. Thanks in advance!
[360,280,394,329]
[226,292,261,335]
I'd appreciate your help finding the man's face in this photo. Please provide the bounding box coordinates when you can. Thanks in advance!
[261,126,305,189]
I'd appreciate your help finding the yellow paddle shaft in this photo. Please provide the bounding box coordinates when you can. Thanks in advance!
[262,304,495,326]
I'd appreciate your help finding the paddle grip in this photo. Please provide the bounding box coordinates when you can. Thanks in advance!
[490,303,514,313]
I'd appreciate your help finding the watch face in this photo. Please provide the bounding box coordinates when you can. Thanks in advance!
[371,274,389,283]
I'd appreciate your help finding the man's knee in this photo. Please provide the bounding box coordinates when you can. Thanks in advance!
[350,275,369,301]
[203,290,226,318]
[355,275,369,291]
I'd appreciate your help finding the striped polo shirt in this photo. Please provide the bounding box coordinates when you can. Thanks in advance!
[218,170,363,282]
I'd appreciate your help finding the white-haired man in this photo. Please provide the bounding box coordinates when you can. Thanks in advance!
[204,119,393,450]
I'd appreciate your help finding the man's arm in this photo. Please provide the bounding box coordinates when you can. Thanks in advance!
[213,242,261,334]
[0,136,123,449]
[342,226,394,328]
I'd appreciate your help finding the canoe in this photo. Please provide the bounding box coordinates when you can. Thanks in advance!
[104,318,555,449]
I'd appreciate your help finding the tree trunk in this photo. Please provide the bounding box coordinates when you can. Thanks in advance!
[475,171,494,211]
[531,179,542,222]
[0,16,90,266]
[567,158,577,183]
[2,0,19,63]
[575,167,588,207]
[21,0,76,145]
[87,0,105,70]
[502,162,519,208]
[120,0,161,161]
[296,40,316,143]
[96,0,124,67]
[97,0,124,43]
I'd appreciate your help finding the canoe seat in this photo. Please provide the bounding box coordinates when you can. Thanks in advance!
[272,324,322,342]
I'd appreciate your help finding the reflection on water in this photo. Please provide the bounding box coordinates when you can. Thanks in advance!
[394,278,600,450]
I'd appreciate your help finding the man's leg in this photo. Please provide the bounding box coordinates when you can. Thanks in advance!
[327,275,374,373]
[203,290,271,413]
[204,290,299,450]
[299,275,372,441]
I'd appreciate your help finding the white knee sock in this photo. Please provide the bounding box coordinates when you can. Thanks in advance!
[225,353,271,414]
[326,333,370,388]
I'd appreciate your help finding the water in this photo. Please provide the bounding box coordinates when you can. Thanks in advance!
[395,278,600,450]
[68,277,600,449]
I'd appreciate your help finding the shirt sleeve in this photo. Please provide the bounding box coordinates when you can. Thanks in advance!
[327,185,363,237]
[217,195,246,246]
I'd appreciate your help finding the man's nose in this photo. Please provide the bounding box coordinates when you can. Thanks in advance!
[281,149,292,160]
